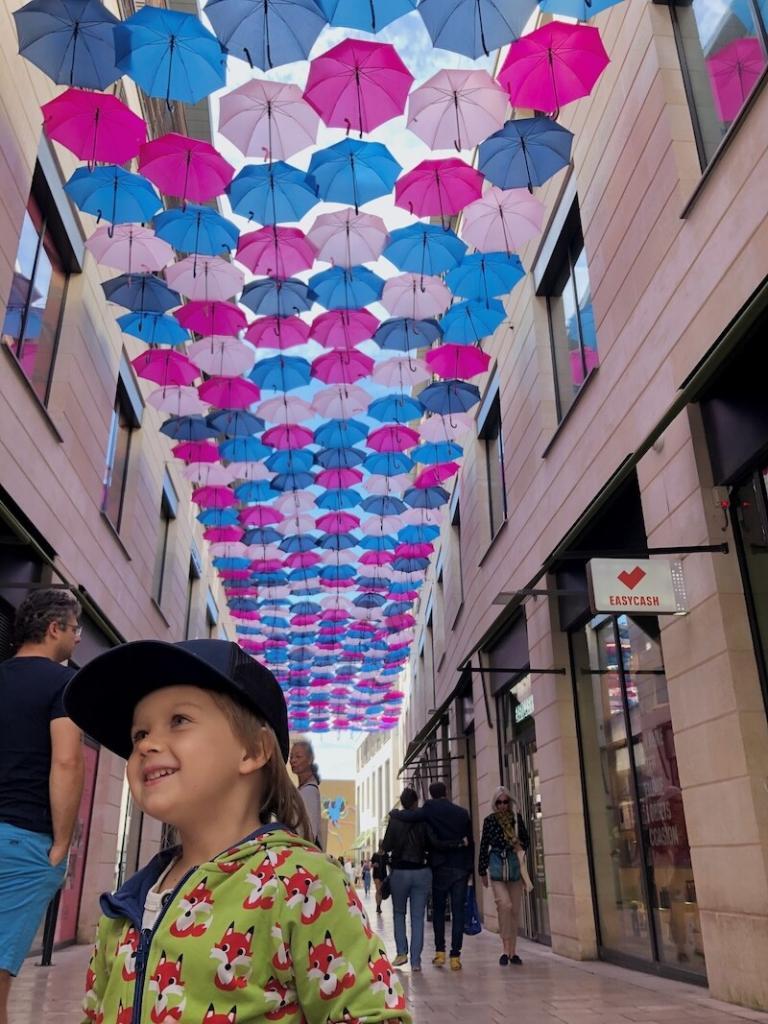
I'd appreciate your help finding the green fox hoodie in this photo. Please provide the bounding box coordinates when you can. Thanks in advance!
[82,824,410,1024]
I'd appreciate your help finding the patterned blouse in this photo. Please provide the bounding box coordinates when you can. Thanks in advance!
[478,812,529,876]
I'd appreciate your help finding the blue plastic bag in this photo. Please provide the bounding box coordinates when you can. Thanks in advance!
[464,883,482,936]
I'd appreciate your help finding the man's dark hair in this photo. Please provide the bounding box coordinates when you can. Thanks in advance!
[14,589,81,646]
[400,786,418,810]
[429,781,447,799]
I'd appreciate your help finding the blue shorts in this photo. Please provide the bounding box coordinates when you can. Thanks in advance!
[0,823,67,975]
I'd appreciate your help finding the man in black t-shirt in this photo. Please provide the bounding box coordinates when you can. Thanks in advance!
[0,589,84,1018]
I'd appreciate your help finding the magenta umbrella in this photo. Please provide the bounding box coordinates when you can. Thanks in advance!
[131,350,198,387]
[309,208,389,267]
[236,226,316,277]
[42,89,146,165]
[316,467,363,489]
[498,22,610,115]
[395,158,484,220]
[86,225,173,273]
[192,485,238,508]
[316,512,360,533]
[407,68,507,152]
[414,462,460,488]
[426,343,491,380]
[166,255,244,302]
[219,79,320,160]
[461,186,544,254]
[381,274,452,319]
[367,424,420,452]
[262,423,314,448]
[246,316,311,350]
[240,506,284,527]
[304,39,414,136]
[706,37,765,122]
[172,440,219,463]
[175,300,248,337]
[311,309,379,349]
[198,376,260,409]
[139,133,234,204]
[312,349,374,385]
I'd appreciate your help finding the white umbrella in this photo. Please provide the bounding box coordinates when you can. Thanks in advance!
[308,207,389,267]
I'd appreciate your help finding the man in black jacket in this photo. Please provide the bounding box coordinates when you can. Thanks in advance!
[389,781,474,971]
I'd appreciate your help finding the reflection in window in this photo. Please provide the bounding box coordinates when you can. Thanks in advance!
[478,393,507,538]
[102,386,135,531]
[2,194,69,404]
[670,0,768,167]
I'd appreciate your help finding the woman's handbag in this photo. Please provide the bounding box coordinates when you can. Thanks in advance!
[489,847,521,883]
[380,875,391,901]
[463,883,482,936]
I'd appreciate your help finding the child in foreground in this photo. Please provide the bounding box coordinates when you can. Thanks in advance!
[64,639,410,1024]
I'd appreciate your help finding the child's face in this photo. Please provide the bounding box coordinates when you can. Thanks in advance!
[127,685,263,828]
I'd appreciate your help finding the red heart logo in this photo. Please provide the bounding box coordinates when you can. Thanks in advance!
[617,566,646,590]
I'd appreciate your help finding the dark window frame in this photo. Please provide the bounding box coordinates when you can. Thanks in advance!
[478,392,508,539]
[101,383,136,532]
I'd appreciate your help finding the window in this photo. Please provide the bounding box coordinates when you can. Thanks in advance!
[2,192,69,404]
[478,388,508,538]
[102,366,141,531]
[450,494,464,606]
[153,472,178,606]
[184,550,202,639]
[206,588,219,638]
[670,0,768,168]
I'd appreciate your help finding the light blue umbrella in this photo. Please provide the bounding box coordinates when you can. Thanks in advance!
[227,163,319,225]
[250,353,312,391]
[440,298,506,343]
[318,0,416,31]
[117,312,188,345]
[412,441,463,464]
[207,410,265,437]
[367,394,423,423]
[309,266,384,311]
[538,0,625,20]
[309,139,401,214]
[204,0,327,68]
[266,448,314,474]
[221,438,272,462]
[64,166,161,225]
[418,0,536,58]
[363,452,414,476]
[13,0,121,89]
[155,205,239,256]
[446,252,525,302]
[384,223,467,279]
[241,278,315,317]
[479,117,574,192]
[314,419,368,447]
[373,317,442,352]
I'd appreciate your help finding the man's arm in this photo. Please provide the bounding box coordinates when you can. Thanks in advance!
[48,718,84,865]
[388,806,427,823]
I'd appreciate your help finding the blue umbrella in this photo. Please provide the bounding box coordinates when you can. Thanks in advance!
[318,0,416,30]
[367,394,423,423]
[155,205,239,256]
[261,613,290,627]
[214,557,251,570]
[314,419,368,447]
[363,452,414,476]
[243,526,282,545]
[360,535,397,551]
[103,274,179,314]
[362,495,407,515]
[398,523,441,543]
[446,252,525,302]
[316,447,366,470]
[404,485,450,509]
[249,354,312,391]
[221,438,273,462]
[315,488,361,510]
[354,592,387,608]
[318,533,357,550]
[198,508,239,527]
[279,534,318,553]
[207,410,265,437]
[266,449,314,474]
[384,224,467,280]
[241,279,315,317]
[392,556,430,573]
[309,266,384,311]
[288,567,321,582]
[420,380,481,414]
[13,0,120,89]
[64,166,161,226]
[272,471,315,491]
[538,0,624,19]
[309,139,401,214]
[115,6,226,105]
[320,565,357,580]
[479,117,574,193]
[384,601,412,616]
[234,480,280,501]
[160,415,218,442]
[227,163,319,225]
[412,441,463,464]
[374,317,442,352]
[418,0,536,58]
[117,312,188,345]
[440,299,506,344]
[204,0,327,68]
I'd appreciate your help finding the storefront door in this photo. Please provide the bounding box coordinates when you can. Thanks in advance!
[571,614,705,978]
[732,467,768,716]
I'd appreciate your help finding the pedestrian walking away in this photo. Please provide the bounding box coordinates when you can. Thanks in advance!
[362,855,372,897]
[62,638,411,1024]
[371,842,388,915]
[382,787,431,972]
[289,737,324,849]
[0,589,85,1024]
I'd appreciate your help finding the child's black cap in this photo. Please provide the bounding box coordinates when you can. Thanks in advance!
[64,639,289,760]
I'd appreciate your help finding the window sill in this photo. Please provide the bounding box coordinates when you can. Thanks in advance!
[2,345,64,443]
[478,516,509,568]
[541,366,599,458]
[99,512,132,560]
[151,597,171,628]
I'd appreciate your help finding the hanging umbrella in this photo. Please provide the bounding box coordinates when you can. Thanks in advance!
[426,343,491,380]
[204,0,327,69]
[706,37,765,122]
[315,488,361,510]
[440,298,506,343]
[208,409,264,436]
[418,0,535,58]
[85,224,173,273]
[367,424,420,452]
[309,208,389,268]
[267,449,314,474]
[364,452,414,476]
[160,415,218,442]
[175,300,248,337]
[304,38,414,136]
[368,394,423,423]
[309,139,401,214]
[461,186,544,254]
[407,68,508,152]
[384,224,467,279]
[193,485,239,509]
[64,166,161,226]
[246,316,311,350]
[227,162,319,225]
[412,441,463,465]
[184,462,236,485]
[227,443,274,466]
[102,274,180,314]
[381,274,452,319]
[249,353,312,391]
[498,21,610,115]
[417,412,474,442]
[174,440,220,464]
[373,317,442,354]
[394,158,484,220]
[309,266,384,310]
[199,376,261,409]
[258,394,315,421]
[372,357,430,388]
[236,226,316,278]
[165,256,244,303]
[148,386,206,416]
[263,424,315,449]
[311,350,374,385]
[479,117,573,192]
[420,379,481,415]
[398,522,441,542]
[189,338,256,376]
[403,485,449,509]
[13,0,120,89]
[362,495,407,516]
[446,251,525,301]
[318,0,416,31]
[241,278,315,317]
[139,133,234,205]
[314,418,368,447]
[539,0,624,18]
[115,6,226,105]
[155,205,239,257]
[219,79,320,160]
[414,463,460,488]
[354,592,387,608]
[316,467,363,489]
[272,471,316,492]
[42,89,145,165]
[311,309,379,350]
[117,311,189,345]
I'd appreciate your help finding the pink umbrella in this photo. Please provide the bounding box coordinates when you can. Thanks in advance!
[407,68,508,152]
[42,89,146,165]
[236,226,316,277]
[165,256,244,302]
[228,462,272,481]
[396,542,433,557]
[498,22,610,115]
[381,274,452,319]
[311,350,374,385]
[193,485,238,508]
[219,79,320,160]
[86,225,173,273]
[286,551,322,568]
[139,133,234,204]
[366,473,410,495]
[250,558,285,572]
[372,357,430,388]
[426,343,491,380]
[275,492,315,514]
[461,186,544,254]
[175,301,248,337]
[360,515,403,535]
[312,385,371,418]
[172,441,219,463]
[311,309,379,349]
[361,551,395,566]
[181,463,236,486]
[395,158,484,220]
[239,506,284,527]
[316,512,360,533]
[570,345,599,385]
[304,39,414,135]
[206,526,244,543]
[419,411,474,442]
[309,208,389,267]
[246,316,311,350]
[275,514,315,534]
[188,337,256,377]
[147,386,206,416]
[262,424,314,449]
[131,350,198,387]
[367,425,420,452]
[258,394,315,422]
[199,376,260,409]
[414,462,460,488]
[706,37,765,122]
[316,467,363,489]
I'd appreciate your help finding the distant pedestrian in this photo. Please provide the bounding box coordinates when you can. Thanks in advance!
[362,856,372,896]
[371,843,388,914]
[382,787,431,972]
[290,738,323,848]
[344,857,356,886]
[0,589,85,1022]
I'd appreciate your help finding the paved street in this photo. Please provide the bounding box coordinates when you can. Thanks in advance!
[9,888,767,1024]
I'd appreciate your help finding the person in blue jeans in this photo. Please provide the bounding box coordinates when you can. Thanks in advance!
[382,787,431,972]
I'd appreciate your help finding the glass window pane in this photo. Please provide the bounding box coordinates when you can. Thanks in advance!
[102,400,133,529]
[547,231,598,420]
[483,402,507,537]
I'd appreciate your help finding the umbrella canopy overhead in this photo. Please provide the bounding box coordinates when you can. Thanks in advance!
[219,79,320,161]
[204,0,328,70]
[14,0,121,89]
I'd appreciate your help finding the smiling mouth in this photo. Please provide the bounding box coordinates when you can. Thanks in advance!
[144,767,179,785]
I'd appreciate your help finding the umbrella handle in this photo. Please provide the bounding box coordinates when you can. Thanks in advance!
[369,0,377,30]
[166,35,176,111]
[69,21,79,87]
[453,90,462,152]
